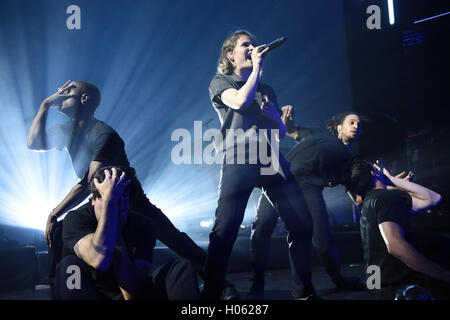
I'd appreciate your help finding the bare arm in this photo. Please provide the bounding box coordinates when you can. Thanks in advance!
[221,70,259,110]
[50,161,105,222]
[112,235,150,300]
[374,161,442,212]
[388,176,441,212]
[27,102,51,150]
[46,161,106,247]
[73,168,130,272]
[51,181,90,220]
[46,179,90,248]
[379,221,450,284]
[73,205,118,272]
[27,80,72,150]
[220,45,269,110]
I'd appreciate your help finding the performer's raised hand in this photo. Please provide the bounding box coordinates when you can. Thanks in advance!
[260,95,280,122]
[281,105,296,133]
[42,80,73,109]
[250,44,269,70]
[395,171,414,181]
[93,168,130,204]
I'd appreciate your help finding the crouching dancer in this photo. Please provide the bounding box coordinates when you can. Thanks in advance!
[56,166,200,300]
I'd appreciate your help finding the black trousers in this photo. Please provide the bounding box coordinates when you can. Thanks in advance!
[54,255,200,300]
[202,163,314,299]
[251,180,342,292]
[129,179,207,274]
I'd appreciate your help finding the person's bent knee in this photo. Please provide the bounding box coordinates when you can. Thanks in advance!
[175,259,196,272]
[168,259,200,300]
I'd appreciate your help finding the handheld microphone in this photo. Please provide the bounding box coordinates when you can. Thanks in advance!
[258,36,286,52]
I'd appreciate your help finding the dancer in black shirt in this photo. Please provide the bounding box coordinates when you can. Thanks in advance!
[249,110,367,298]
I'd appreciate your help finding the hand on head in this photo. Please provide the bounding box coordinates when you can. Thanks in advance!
[93,167,131,202]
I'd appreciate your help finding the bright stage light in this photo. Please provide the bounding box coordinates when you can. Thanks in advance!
[388,0,395,25]
[0,110,80,231]
[200,219,213,228]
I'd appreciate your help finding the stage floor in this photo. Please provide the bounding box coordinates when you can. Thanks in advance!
[0,264,374,300]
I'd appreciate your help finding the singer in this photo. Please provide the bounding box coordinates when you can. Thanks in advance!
[201,30,317,300]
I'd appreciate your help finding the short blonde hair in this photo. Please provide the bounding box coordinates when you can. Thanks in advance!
[217,30,255,75]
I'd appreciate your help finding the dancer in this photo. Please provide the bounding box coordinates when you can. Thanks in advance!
[56,166,200,300]
[249,109,367,298]
[345,159,449,299]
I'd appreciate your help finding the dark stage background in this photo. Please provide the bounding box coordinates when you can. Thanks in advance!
[343,0,450,214]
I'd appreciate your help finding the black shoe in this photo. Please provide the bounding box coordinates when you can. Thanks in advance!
[333,276,366,291]
[247,281,264,300]
[222,284,240,300]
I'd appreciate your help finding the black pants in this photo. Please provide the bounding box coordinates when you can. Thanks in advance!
[54,255,200,300]
[251,180,342,292]
[202,163,314,299]
[129,179,207,274]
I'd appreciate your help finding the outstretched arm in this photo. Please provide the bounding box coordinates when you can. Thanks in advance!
[46,160,106,247]
[379,221,450,284]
